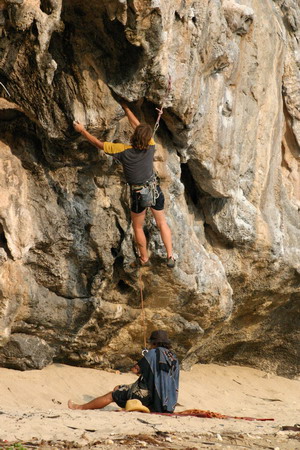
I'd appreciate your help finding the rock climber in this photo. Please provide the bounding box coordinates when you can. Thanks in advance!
[68,329,180,413]
[73,103,175,268]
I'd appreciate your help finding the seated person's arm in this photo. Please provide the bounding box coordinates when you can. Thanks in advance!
[121,103,140,130]
[73,121,104,150]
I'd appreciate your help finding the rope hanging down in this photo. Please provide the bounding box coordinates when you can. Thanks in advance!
[152,75,172,137]
[0,81,11,97]
[136,75,172,353]
[138,270,147,350]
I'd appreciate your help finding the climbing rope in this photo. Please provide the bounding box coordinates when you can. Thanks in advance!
[0,81,11,97]
[137,75,173,352]
[133,75,173,353]
[152,75,172,137]
[138,270,147,350]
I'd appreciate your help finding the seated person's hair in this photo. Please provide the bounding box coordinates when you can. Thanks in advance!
[152,341,172,349]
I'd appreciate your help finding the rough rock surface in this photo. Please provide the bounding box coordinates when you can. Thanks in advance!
[0,0,299,376]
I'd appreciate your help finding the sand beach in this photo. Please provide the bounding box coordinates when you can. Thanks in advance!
[0,363,299,449]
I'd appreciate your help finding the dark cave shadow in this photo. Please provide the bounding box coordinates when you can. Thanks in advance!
[60,2,145,87]
[180,162,205,222]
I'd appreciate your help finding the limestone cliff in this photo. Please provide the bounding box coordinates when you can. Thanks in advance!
[0,0,299,376]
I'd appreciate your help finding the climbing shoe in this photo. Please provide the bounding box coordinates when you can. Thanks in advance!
[167,256,175,268]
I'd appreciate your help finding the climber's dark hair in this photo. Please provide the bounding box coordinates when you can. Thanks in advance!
[131,124,153,150]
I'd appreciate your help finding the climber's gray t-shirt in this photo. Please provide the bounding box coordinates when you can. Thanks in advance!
[103,138,155,185]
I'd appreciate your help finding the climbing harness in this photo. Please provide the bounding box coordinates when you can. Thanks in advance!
[130,173,160,210]
[152,75,172,137]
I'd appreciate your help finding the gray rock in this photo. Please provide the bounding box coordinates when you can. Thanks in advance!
[0,334,55,370]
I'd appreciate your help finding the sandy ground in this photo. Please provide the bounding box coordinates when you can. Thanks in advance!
[0,363,300,449]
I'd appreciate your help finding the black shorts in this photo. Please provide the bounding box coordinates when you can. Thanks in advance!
[112,379,151,408]
[131,185,165,214]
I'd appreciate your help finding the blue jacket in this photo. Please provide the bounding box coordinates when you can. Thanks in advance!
[138,347,179,413]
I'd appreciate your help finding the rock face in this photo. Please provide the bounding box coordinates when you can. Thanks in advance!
[0,0,299,376]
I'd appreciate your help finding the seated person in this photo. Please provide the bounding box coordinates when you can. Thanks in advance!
[68,329,179,413]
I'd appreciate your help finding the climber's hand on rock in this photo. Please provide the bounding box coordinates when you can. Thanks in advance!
[120,102,127,110]
[73,120,85,133]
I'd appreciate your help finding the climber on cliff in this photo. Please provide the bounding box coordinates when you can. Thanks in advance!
[73,103,175,268]
[68,329,179,413]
